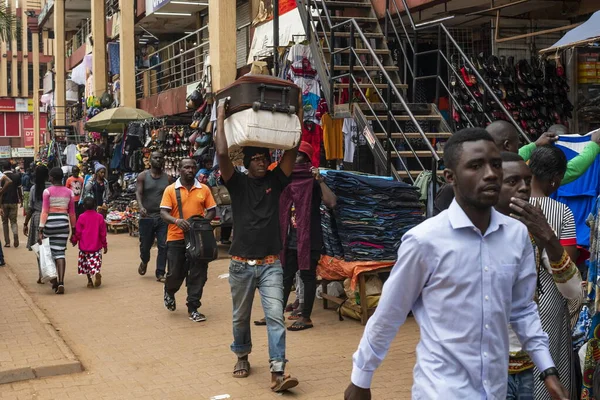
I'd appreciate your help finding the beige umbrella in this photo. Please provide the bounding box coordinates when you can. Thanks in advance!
[84,106,153,132]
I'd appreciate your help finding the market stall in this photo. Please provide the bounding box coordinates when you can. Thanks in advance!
[316,170,424,324]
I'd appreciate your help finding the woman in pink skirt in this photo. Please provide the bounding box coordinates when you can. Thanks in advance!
[70,197,107,288]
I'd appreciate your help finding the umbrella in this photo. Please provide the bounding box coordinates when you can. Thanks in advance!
[84,107,153,132]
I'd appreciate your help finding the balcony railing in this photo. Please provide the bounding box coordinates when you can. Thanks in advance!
[66,19,91,57]
[136,26,209,99]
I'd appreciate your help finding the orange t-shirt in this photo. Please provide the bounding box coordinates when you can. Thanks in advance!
[160,180,217,242]
[65,176,84,202]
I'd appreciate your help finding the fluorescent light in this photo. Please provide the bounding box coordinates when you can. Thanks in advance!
[170,1,208,5]
[154,12,192,16]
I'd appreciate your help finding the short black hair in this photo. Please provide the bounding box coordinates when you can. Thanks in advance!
[49,167,63,182]
[529,145,567,182]
[179,158,197,169]
[2,163,11,172]
[500,152,524,163]
[83,196,97,211]
[443,128,494,169]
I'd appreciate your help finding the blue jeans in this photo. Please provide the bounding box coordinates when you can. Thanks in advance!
[506,369,534,400]
[229,258,286,373]
[139,216,167,277]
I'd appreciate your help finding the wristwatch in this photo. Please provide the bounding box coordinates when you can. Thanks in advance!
[539,367,559,382]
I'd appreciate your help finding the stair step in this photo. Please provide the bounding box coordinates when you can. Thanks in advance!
[329,16,379,23]
[391,150,444,158]
[358,103,432,114]
[317,1,373,8]
[397,170,444,179]
[325,48,390,55]
[376,132,452,139]
[330,65,399,71]
[334,83,408,90]
[318,31,384,38]
[365,114,442,121]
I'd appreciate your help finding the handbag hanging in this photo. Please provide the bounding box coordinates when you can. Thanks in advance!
[175,188,218,262]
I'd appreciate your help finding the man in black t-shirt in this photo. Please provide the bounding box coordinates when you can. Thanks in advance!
[1,163,21,247]
[215,98,299,393]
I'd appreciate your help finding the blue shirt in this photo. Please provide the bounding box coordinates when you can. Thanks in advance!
[351,200,554,399]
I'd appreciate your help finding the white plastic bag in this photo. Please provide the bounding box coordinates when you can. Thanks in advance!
[224,109,301,150]
[37,238,57,283]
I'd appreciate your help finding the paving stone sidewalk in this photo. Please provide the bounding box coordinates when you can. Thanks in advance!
[0,218,419,399]
[0,265,82,386]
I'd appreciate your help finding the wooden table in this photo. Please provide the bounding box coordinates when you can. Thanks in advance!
[321,266,393,325]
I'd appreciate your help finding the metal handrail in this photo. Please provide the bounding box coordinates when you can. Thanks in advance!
[144,26,208,62]
[300,0,439,162]
[66,19,91,56]
[391,0,531,143]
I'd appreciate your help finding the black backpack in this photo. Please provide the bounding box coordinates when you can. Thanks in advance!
[176,188,218,262]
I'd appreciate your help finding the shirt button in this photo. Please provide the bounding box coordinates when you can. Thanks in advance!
[484,352,488,357]
[485,295,489,301]
[485,324,489,329]
[484,380,488,385]
[484,266,489,272]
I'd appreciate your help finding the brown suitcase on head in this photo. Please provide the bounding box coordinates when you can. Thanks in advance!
[215,74,301,118]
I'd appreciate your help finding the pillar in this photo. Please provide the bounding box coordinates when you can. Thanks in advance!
[54,0,66,125]
[0,40,7,97]
[208,0,237,91]
[91,0,107,98]
[119,0,136,107]
[29,17,40,153]
[42,30,49,55]
[10,0,17,97]
[21,8,29,97]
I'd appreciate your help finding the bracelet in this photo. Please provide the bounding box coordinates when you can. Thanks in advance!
[175,219,180,225]
[539,367,559,382]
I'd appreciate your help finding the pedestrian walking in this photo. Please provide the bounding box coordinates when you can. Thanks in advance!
[24,165,50,281]
[160,158,216,323]
[344,129,568,400]
[82,163,110,210]
[22,166,33,215]
[135,151,170,282]
[495,150,584,400]
[65,166,84,219]
[70,197,107,288]
[1,162,22,247]
[38,167,76,295]
[215,99,300,392]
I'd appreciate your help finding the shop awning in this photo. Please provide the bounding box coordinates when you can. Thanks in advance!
[541,11,600,53]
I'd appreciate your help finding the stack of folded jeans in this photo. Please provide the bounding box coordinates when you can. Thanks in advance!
[324,171,424,261]
[321,205,344,258]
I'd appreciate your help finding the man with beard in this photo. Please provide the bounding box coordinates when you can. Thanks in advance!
[160,158,216,323]
[344,128,567,400]
[136,151,171,282]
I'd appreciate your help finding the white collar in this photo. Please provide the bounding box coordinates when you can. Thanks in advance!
[174,178,202,190]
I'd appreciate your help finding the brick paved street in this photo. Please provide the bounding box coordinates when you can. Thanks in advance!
[0,222,419,399]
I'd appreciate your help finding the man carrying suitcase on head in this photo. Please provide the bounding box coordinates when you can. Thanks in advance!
[215,97,300,392]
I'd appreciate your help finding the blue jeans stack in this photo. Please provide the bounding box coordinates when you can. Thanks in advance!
[323,171,424,261]
[321,205,344,258]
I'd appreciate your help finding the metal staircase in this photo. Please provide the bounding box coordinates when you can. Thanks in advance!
[297,0,447,182]
[386,0,531,143]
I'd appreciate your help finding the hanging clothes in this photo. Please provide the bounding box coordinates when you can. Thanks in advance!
[321,113,343,161]
[551,134,600,247]
[287,44,321,125]
[301,121,321,168]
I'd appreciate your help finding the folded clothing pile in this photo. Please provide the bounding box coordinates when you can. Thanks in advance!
[324,171,424,262]
[321,204,344,259]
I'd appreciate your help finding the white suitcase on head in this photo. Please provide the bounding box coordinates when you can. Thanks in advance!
[224,108,302,151]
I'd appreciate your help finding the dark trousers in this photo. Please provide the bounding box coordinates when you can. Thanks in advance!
[165,240,208,312]
[75,203,84,220]
[139,216,168,277]
[283,248,319,319]
[220,226,232,242]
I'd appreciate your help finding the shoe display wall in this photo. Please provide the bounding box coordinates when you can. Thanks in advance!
[450,54,573,138]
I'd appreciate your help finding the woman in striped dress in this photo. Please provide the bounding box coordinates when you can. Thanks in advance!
[23,165,50,283]
[38,167,76,294]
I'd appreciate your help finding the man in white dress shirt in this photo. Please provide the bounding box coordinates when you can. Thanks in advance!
[344,128,568,400]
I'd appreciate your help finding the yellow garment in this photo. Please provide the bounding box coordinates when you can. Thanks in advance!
[321,113,343,160]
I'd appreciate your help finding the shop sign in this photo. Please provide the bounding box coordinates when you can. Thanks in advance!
[0,146,11,159]
[146,0,171,15]
[15,98,28,112]
[0,98,35,113]
[11,148,34,158]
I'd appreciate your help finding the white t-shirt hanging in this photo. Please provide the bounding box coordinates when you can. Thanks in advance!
[343,118,357,163]
[63,144,78,166]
